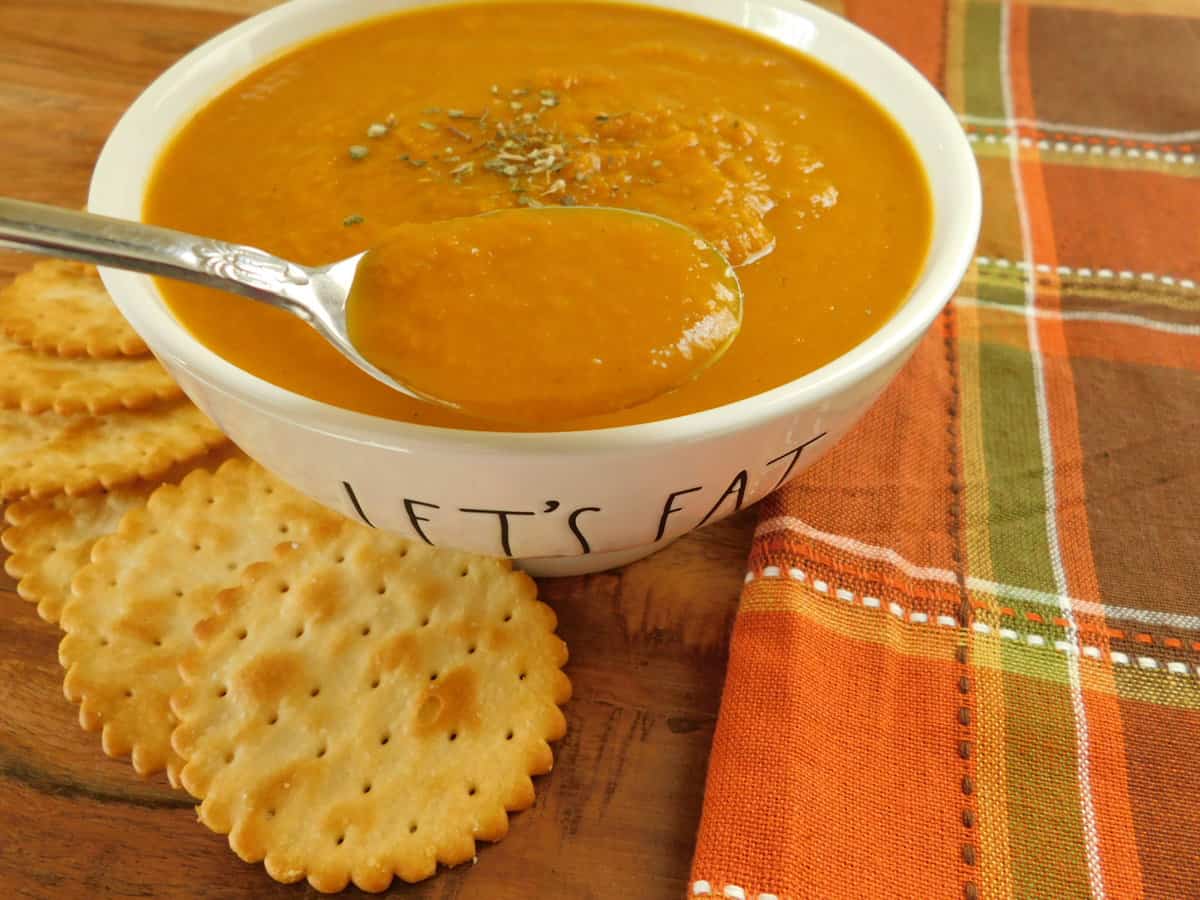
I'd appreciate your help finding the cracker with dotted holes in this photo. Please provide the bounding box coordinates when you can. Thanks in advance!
[4,484,155,624]
[59,458,344,784]
[2,445,245,624]
[0,401,227,500]
[170,520,570,892]
[0,334,180,414]
[0,259,148,357]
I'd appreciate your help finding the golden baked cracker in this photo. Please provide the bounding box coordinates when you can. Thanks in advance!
[59,459,343,784]
[3,485,154,624]
[0,334,180,414]
[171,522,570,892]
[0,401,226,499]
[2,445,246,624]
[0,259,148,357]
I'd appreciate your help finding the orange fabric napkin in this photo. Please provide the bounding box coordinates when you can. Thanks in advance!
[689,1,1200,897]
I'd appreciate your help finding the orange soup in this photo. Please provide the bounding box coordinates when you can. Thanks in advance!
[346,208,742,425]
[144,1,932,431]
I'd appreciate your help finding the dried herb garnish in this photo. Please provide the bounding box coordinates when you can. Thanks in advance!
[356,84,628,199]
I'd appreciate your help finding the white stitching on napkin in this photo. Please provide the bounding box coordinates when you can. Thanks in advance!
[958,113,1200,144]
[692,886,780,900]
[974,256,1197,290]
[755,515,1200,632]
[965,130,1199,166]
[747,569,1200,678]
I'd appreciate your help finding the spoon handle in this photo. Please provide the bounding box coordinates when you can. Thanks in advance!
[0,197,314,309]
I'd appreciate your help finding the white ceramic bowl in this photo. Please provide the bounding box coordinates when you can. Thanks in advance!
[89,0,980,576]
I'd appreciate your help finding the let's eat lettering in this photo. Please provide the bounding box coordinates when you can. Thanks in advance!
[340,432,825,557]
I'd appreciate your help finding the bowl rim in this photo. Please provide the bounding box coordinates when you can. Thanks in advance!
[89,0,981,455]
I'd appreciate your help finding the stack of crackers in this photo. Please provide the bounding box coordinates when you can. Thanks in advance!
[0,260,571,893]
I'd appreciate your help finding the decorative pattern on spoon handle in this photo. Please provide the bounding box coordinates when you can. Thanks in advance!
[191,242,311,291]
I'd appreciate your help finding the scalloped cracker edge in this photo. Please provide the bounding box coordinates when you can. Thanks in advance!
[0,333,180,414]
[58,458,344,784]
[2,444,246,624]
[0,259,148,357]
[171,520,570,892]
[0,401,227,500]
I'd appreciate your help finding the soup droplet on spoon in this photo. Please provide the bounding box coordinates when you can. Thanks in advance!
[345,207,743,425]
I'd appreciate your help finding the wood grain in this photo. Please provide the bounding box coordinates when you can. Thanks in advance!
[0,2,752,895]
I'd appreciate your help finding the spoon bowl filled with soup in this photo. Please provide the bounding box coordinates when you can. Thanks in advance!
[90,0,980,575]
[346,207,744,425]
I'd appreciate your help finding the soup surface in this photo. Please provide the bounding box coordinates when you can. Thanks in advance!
[346,208,742,425]
[144,0,932,431]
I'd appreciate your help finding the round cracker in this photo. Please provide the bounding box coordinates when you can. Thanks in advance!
[0,401,228,500]
[2,445,247,624]
[3,485,156,624]
[59,459,344,783]
[0,259,148,357]
[171,521,570,892]
[0,334,180,414]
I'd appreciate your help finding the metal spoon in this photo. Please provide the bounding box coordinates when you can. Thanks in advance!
[0,197,741,418]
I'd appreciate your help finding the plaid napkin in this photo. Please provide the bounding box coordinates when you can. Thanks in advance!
[689,1,1199,898]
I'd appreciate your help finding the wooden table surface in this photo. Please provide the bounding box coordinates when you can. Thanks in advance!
[0,2,753,897]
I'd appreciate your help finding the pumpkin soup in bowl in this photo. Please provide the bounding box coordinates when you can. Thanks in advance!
[91,0,979,573]
[141,1,931,433]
